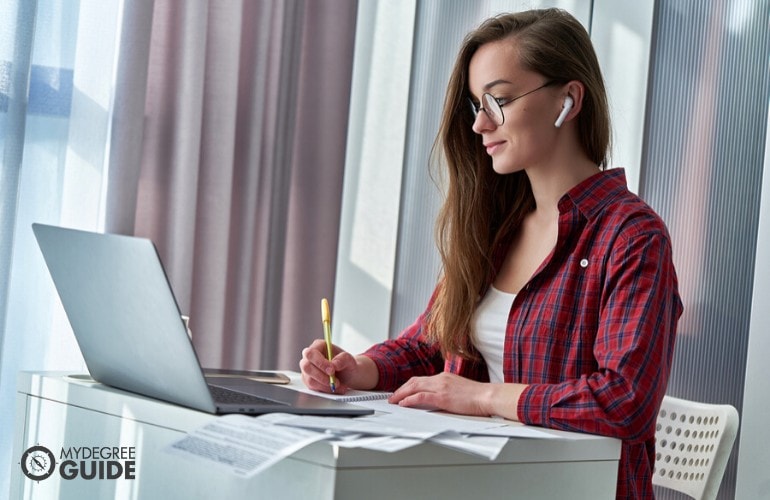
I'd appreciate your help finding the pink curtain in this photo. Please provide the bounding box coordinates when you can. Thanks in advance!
[133,0,358,370]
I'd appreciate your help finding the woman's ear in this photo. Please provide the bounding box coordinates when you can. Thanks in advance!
[555,81,584,128]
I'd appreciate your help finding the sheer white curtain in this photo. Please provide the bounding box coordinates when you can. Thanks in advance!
[0,0,153,492]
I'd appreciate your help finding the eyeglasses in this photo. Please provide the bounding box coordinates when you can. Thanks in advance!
[469,80,556,126]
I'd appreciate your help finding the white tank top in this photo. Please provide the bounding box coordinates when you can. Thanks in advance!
[472,286,516,383]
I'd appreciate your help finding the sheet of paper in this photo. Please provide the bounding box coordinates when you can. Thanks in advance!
[372,408,560,440]
[362,408,509,435]
[274,414,443,439]
[464,423,560,439]
[165,414,328,477]
[429,433,510,460]
[332,435,423,453]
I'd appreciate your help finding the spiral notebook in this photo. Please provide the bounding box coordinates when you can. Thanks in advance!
[304,388,394,403]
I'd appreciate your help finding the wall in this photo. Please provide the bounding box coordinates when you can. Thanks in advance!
[639,2,769,498]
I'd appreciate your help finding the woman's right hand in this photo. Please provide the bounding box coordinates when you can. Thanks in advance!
[299,339,379,394]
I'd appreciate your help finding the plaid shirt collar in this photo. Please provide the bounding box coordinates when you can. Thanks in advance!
[558,168,629,221]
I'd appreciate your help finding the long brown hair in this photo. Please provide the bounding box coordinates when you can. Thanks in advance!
[427,8,611,357]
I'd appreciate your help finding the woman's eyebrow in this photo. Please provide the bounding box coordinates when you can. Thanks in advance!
[469,79,513,100]
[482,78,514,92]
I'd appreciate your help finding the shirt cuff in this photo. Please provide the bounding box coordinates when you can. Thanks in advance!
[517,383,555,426]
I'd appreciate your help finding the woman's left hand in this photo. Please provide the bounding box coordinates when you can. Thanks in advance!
[388,372,526,420]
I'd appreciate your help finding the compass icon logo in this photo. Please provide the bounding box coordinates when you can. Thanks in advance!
[20,445,56,481]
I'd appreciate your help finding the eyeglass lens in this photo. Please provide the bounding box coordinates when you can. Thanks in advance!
[469,94,504,126]
[481,93,503,125]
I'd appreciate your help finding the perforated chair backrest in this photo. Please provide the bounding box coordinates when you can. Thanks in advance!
[653,396,739,500]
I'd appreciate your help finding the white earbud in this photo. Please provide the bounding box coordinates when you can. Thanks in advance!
[554,96,574,128]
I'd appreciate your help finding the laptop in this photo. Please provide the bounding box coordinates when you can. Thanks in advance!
[31,223,372,417]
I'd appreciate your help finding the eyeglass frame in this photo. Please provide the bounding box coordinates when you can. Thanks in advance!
[468,80,557,126]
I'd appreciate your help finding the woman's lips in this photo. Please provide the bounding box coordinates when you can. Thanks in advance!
[484,141,504,155]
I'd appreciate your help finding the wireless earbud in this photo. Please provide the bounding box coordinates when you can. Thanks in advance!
[554,96,574,128]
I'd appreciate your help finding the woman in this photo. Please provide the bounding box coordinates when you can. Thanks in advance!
[300,8,682,499]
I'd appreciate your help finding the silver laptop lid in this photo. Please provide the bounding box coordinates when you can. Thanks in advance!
[32,223,217,413]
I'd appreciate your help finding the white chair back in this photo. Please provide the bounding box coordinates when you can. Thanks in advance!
[653,395,739,500]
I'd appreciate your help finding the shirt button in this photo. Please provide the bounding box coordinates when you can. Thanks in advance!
[580,258,589,268]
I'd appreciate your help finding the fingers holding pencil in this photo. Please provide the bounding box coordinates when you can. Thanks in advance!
[299,337,381,394]
[299,297,381,393]
[299,339,351,393]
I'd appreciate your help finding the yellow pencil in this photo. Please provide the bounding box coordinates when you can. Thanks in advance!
[321,298,336,393]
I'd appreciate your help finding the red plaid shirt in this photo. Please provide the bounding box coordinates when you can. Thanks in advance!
[364,169,683,499]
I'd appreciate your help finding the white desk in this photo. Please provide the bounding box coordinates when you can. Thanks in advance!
[11,372,620,499]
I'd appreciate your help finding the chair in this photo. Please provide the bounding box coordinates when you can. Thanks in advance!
[653,395,739,500]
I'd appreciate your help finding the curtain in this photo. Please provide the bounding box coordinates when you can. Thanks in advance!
[134,0,357,370]
[0,0,36,353]
[0,0,146,491]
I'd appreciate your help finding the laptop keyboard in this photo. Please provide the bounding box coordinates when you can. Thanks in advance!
[208,384,288,407]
